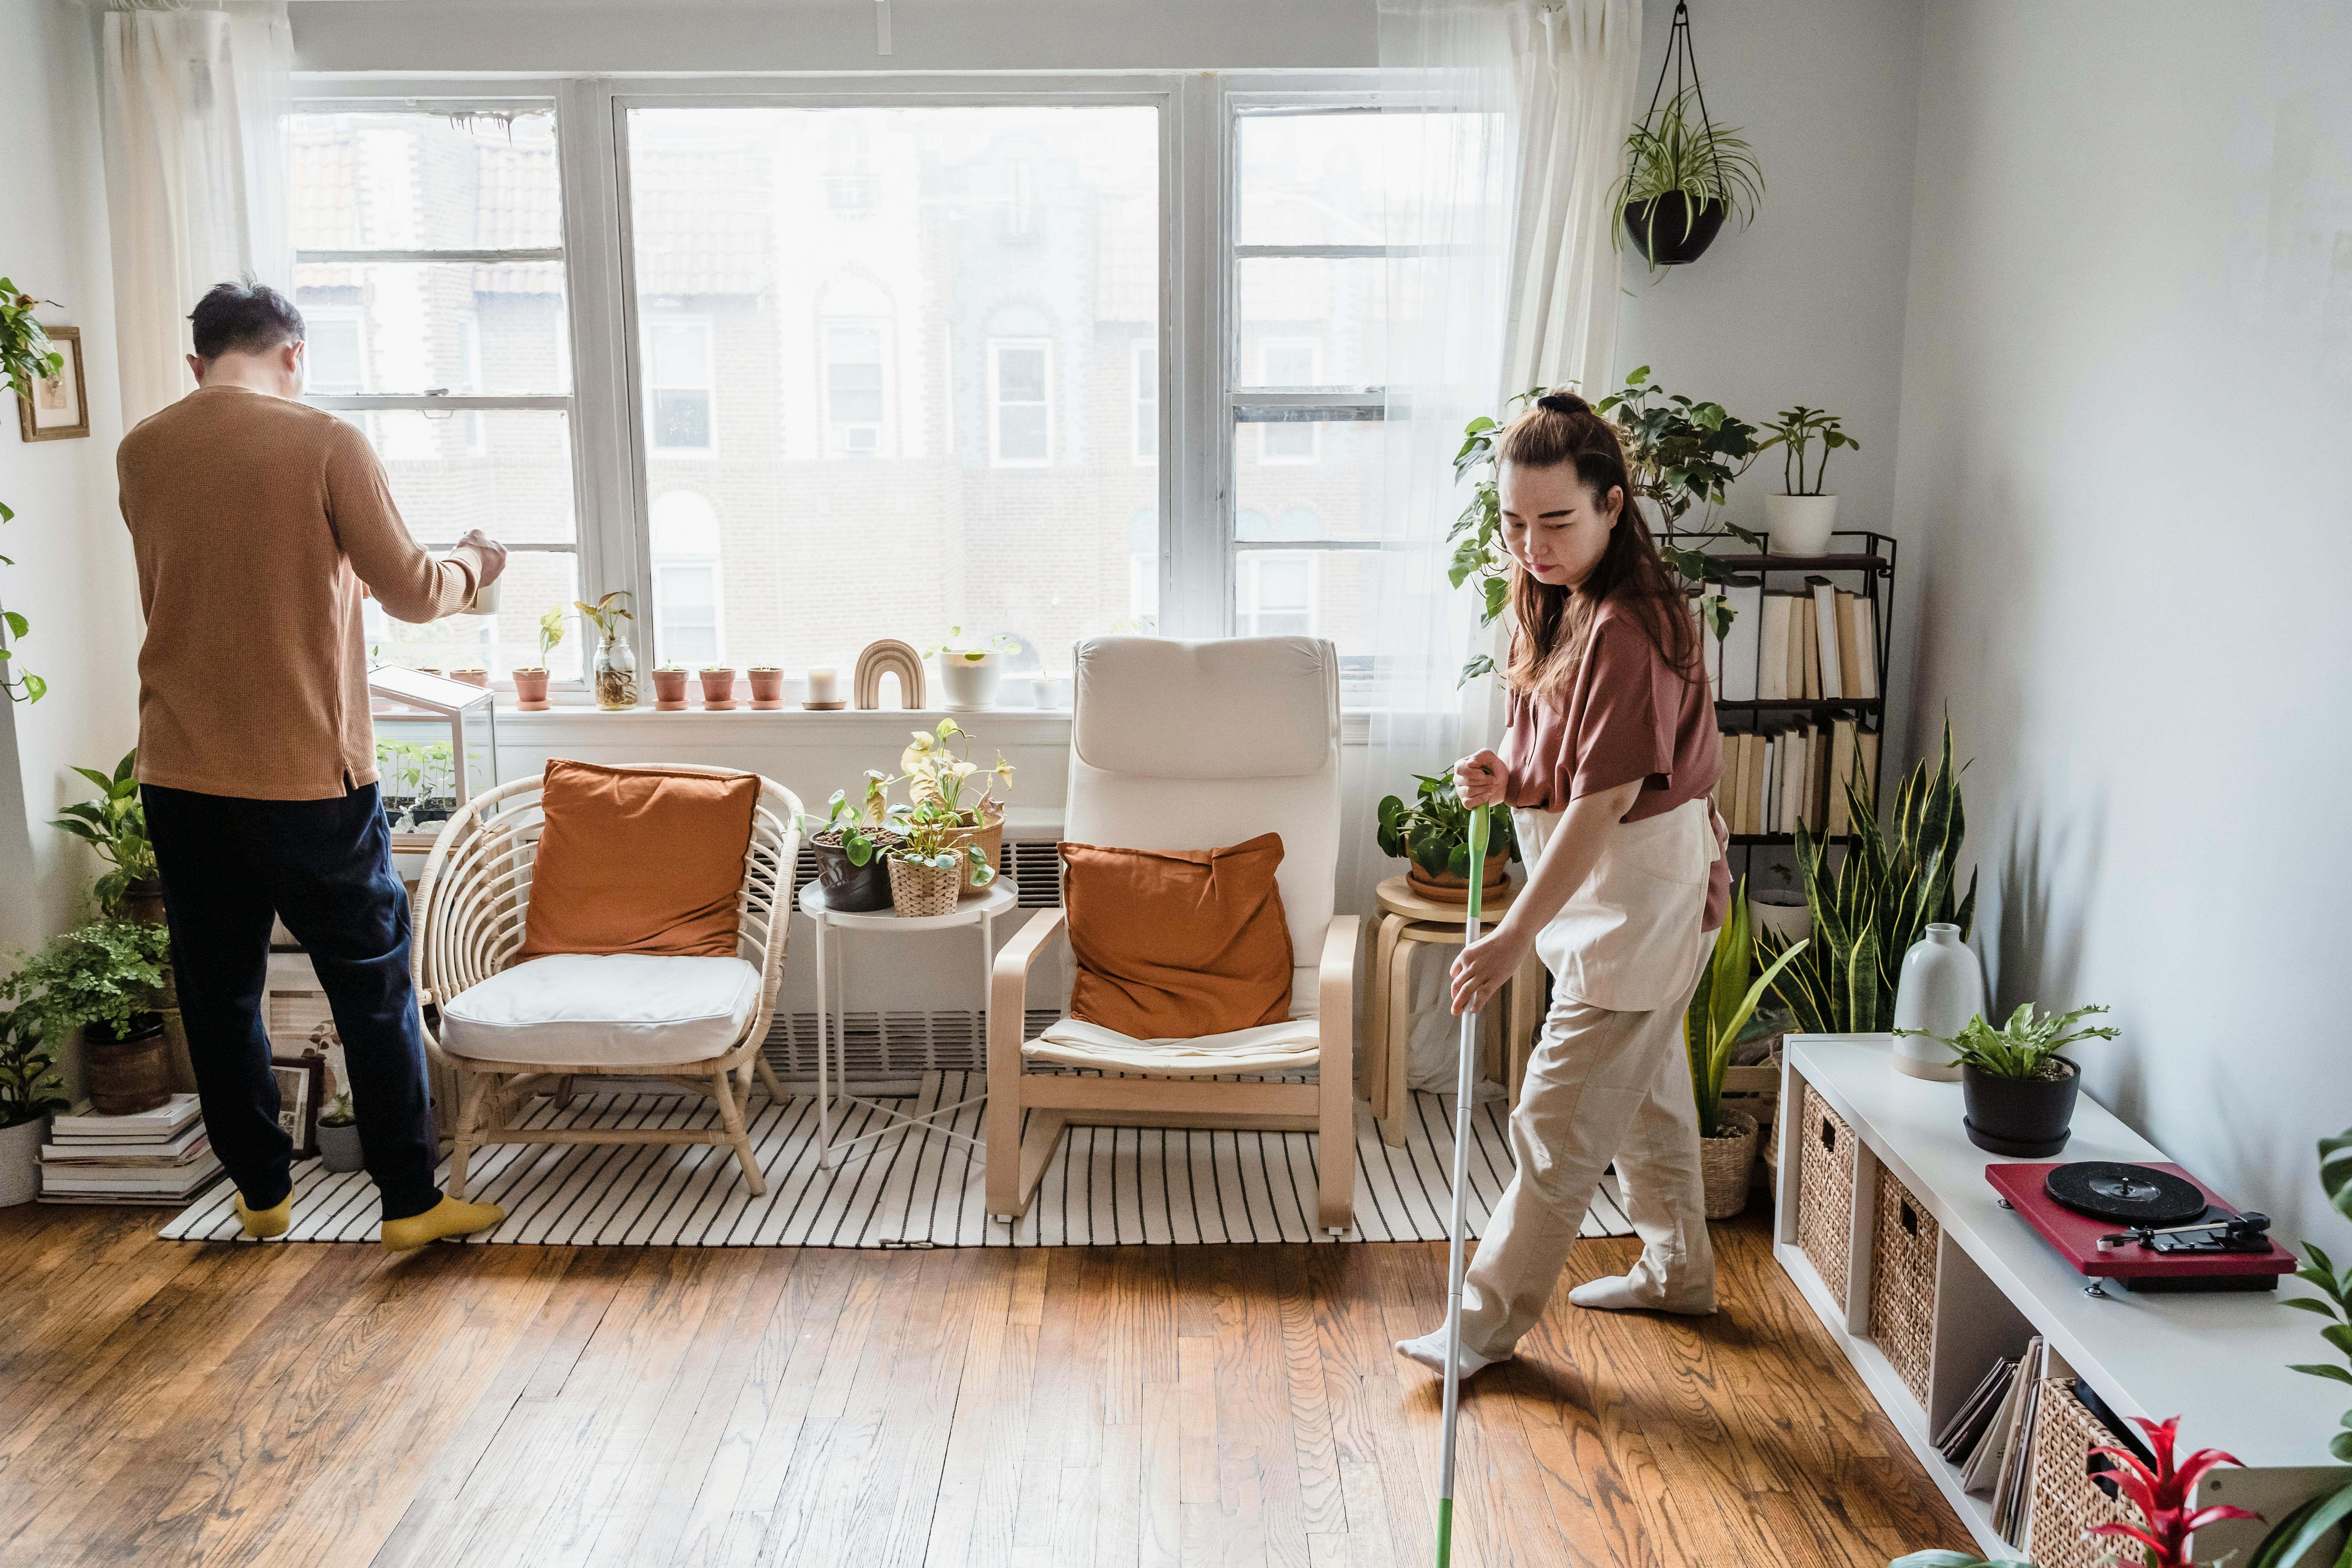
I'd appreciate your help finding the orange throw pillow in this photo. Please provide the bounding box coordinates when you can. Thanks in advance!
[1059,833,1293,1039]
[517,759,759,961]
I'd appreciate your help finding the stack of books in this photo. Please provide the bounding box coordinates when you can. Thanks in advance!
[40,1094,223,1205]
[1704,578,1882,703]
[1715,721,1880,836]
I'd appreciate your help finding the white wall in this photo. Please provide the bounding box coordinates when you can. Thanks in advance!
[0,0,141,1040]
[1893,2,2352,1253]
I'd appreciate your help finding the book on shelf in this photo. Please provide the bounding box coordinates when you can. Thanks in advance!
[40,1151,224,1201]
[41,1124,211,1166]
[48,1093,203,1141]
[1810,578,1845,700]
[1758,594,1794,702]
[1965,1336,2042,1500]
[1991,1338,2052,1543]
[1705,582,1876,708]
[1851,597,1880,700]
[1936,1356,2017,1462]
[1834,590,1862,705]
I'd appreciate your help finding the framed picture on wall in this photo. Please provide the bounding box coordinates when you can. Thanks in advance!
[16,324,89,442]
[270,1054,325,1158]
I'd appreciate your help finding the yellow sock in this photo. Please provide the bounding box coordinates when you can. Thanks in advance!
[380,1194,506,1251]
[233,1191,294,1240]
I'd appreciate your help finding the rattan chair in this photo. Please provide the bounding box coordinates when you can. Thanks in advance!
[410,765,802,1198]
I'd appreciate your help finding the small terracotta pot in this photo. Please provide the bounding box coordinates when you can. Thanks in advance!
[748,668,786,710]
[652,668,690,710]
[699,668,738,711]
[1403,842,1512,904]
[452,669,489,688]
[84,1014,171,1116]
[512,669,551,710]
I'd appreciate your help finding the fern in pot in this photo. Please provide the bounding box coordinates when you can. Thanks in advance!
[0,920,175,1115]
[1898,1002,2119,1158]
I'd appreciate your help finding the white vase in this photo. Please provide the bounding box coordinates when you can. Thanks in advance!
[1891,922,1986,1081]
[0,1115,44,1207]
[1765,494,1840,555]
[1748,895,1811,944]
[937,653,1002,711]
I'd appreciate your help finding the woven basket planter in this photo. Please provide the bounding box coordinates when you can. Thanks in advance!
[1699,1108,1760,1218]
[2026,1377,2147,1568]
[1797,1084,1860,1310]
[887,858,963,918]
[944,811,1004,892]
[1867,1163,1940,1407]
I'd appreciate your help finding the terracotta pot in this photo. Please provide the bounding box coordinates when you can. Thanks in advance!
[83,1014,171,1116]
[748,668,786,710]
[652,669,690,711]
[513,668,552,710]
[887,857,963,918]
[452,669,490,688]
[1403,843,1511,905]
[699,668,738,711]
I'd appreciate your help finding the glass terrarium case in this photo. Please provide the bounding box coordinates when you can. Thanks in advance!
[368,665,499,849]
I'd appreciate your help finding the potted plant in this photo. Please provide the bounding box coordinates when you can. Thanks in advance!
[883,799,996,918]
[2247,1125,2352,1568]
[451,657,489,688]
[1376,773,1521,902]
[1,278,62,705]
[0,1007,67,1207]
[0,919,176,1114]
[575,590,637,710]
[1686,882,1808,1217]
[514,606,564,710]
[1611,84,1764,269]
[410,743,456,825]
[926,628,1021,712]
[651,662,690,710]
[747,666,786,709]
[49,750,159,920]
[698,664,737,710]
[1762,406,1859,555]
[316,1091,365,1173]
[1747,860,1809,943]
[895,719,1014,889]
[795,782,901,913]
[1898,1002,2120,1157]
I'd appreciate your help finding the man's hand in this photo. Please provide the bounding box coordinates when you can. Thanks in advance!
[1453,749,1506,808]
[458,528,508,588]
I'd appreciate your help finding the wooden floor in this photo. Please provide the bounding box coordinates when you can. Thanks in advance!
[0,1202,1966,1568]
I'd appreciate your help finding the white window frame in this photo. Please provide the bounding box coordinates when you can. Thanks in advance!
[987,336,1054,468]
[643,312,717,456]
[822,319,890,459]
[1236,550,1319,637]
[1132,339,1158,465]
[291,71,1382,670]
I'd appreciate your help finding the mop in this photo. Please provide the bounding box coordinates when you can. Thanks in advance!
[1433,802,1492,1568]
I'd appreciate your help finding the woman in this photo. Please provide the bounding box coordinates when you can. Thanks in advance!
[1397,391,1730,1378]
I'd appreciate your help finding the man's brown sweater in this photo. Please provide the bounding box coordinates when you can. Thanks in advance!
[118,384,485,800]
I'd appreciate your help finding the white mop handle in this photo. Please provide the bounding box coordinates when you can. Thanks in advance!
[1437,804,1491,1512]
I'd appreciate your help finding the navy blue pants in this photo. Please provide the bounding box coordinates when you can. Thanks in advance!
[144,781,441,1221]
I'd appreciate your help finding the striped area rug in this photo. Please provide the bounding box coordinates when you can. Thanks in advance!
[158,1071,1635,1247]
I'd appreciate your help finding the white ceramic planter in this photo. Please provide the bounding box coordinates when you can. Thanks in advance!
[0,1115,45,1207]
[1029,675,1058,710]
[1765,494,1840,555]
[936,653,1003,712]
[1891,922,1987,1081]
[1748,895,1811,944]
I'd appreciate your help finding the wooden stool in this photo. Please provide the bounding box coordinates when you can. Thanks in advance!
[1363,875,1548,1148]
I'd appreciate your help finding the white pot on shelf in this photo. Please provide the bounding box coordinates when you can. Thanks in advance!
[936,652,1003,711]
[1890,922,1986,1082]
[1748,895,1811,944]
[0,1115,44,1207]
[1765,494,1840,555]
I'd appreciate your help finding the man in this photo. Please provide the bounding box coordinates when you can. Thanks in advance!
[118,281,509,1249]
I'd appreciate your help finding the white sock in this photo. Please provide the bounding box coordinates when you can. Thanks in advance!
[1394,1328,1508,1378]
[1566,1273,1716,1314]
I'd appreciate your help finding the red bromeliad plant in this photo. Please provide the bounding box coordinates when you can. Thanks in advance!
[2088,1416,2261,1567]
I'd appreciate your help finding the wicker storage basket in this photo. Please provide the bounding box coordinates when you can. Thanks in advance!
[887,858,963,918]
[2025,1378,2147,1568]
[1867,1163,1941,1406]
[945,811,1005,892]
[1699,1108,1760,1218]
[1798,1084,1860,1310]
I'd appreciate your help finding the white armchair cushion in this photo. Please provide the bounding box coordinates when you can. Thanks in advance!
[1025,1014,1323,1076]
[440,953,762,1066]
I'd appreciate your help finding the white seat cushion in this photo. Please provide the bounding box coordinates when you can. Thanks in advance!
[440,953,762,1066]
[1023,1014,1324,1076]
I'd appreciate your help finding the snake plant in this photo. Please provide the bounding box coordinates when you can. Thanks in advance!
[1758,719,1978,1034]
[1686,879,1806,1138]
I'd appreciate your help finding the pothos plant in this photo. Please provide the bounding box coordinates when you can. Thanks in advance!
[48,750,157,915]
[1,278,64,704]
[1376,773,1519,881]
[1449,369,1769,685]
[884,798,998,886]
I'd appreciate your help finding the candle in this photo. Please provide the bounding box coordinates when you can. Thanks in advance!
[806,666,840,705]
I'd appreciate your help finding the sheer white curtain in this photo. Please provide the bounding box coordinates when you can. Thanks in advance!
[99,0,292,426]
[1350,0,1639,1091]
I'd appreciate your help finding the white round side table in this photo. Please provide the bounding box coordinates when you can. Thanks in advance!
[797,877,1018,1169]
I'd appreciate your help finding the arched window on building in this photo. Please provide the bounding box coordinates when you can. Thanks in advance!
[651,490,724,667]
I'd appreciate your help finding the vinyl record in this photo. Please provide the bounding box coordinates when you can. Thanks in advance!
[2044,1163,2210,1226]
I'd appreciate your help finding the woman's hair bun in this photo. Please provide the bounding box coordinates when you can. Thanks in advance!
[1535,391,1593,416]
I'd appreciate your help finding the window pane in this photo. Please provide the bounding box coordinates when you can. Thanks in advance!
[365,548,582,681]
[627,105,1160,670]
[1231,416,1396,539]
[650,322,709,387]
[294,261,569,394]
[1236,109,1499,248]
[290,109,563,253]
[652,390,711,450]
[348,409,577,544]
[1235,258,1395,388]
[1234,546,1382,657]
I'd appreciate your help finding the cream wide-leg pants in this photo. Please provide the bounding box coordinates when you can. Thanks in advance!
[1456,975,1719,1357]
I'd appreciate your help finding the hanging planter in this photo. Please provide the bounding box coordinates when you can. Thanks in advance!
[1613,3,1764,270]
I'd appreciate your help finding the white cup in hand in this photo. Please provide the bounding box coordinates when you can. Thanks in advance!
[464,575,501,615]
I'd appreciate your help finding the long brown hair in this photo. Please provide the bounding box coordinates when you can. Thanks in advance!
[1498,391,1703,700]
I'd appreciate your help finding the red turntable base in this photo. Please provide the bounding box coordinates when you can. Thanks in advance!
[1984,1162,2298,1292]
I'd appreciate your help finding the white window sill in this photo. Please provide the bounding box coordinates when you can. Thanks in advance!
[490,703,1377,745]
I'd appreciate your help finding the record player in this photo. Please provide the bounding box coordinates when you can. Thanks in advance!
[1984,1161,2299,1293]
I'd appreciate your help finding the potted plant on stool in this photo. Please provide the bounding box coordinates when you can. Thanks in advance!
[1376,773,1521,904]
[1,919,176,1114]
[1686,882,1807,1217]
[1898,1002,2119,1157]
[0,1008,68,1207]
[1761,405,1858,555]
[316,1092,365,1173]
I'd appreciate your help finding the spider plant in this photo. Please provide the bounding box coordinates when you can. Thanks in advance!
[1612,86,1766,258]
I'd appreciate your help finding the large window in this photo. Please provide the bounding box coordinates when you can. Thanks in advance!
[288,106,582,681]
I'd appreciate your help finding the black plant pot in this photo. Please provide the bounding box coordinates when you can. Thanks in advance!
[1961,1057,2081,1158]
[1624,194,1728,267]
[812,831,897,913]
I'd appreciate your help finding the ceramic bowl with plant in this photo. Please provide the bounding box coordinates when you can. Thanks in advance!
[0,1007,68,1207]
[927,627,1021,712]
[796,779,902,913]
[1761,405,1859,555]
[315,1091,365,1172]
[0,919,175,1115]
[1376,773,1521,903]
[1898,1002,2119,1157]
[514,606,566,709]
[698,664,737,710]
[884,799,997,918]
[652,662,689,710]
[748,666,786,708]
